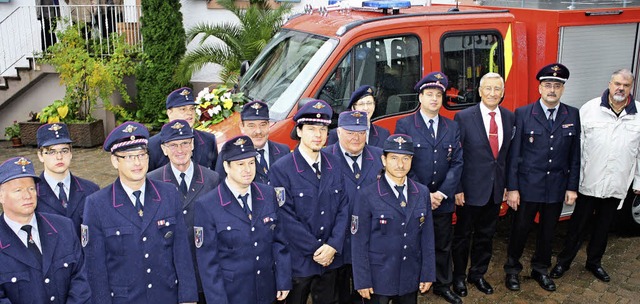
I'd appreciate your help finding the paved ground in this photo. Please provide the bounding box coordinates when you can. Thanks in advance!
[1,140,639,303]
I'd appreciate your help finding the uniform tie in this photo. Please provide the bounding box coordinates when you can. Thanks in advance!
[346,153,361,179]
[395,185,407,208]
[312,162,321,179]
[57,182,68,209]
[133,190,143,218]
[547,108,556,129]
[21,225,42,264]
[257,149,268,175]
[428,119,436,139]
[238,194,251,220]
[488,112,499,159]
[179,172,188,197]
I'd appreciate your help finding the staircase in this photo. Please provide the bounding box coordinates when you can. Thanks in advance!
[0,58,54,111]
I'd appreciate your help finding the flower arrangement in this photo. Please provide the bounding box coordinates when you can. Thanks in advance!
[4,121,20,139]
[195,85,245,127]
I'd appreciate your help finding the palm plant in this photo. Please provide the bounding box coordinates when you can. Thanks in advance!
[175,0,291,85]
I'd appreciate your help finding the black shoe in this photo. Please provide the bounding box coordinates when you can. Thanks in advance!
[505,274,520,291]
[452,279,467,297]
[433,288,463,304]
[531,271,556,291]
[550,264,570,279]
[468,277,494,295]
[585,265,610,282]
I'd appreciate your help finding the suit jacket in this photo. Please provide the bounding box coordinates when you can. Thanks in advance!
[322,143,383,263]
[507,101,580,203]
[36,173,100,238]
[269,148,349,277]
[395,112,463,214]
[351,177,435,296]
[327,124,391,149]
[454,104,515,206]
[194,182,291,304]
[215,140,290,185]
[82,178,198,304]
[0,213,90,304]
[148,129,218,172]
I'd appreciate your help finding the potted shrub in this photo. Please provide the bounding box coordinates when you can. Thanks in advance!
[4,121,23,147]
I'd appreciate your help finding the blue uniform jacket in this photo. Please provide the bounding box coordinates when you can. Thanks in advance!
[0,213,91,304]
[395,113,464,214]
[351,177,435,296]
[215,140,290,185]
[148,129,218,171]
[507,101,581,203]
[193,182,292,304]
[36,173,100,238]
[147,163,220,294]
[322,143,383,263]
[454,105,515,206]
[82,178,198,304]
[269,148,349,277]
[327,124,391,149]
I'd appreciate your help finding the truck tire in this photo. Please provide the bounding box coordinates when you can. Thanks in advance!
[616,190,640,235]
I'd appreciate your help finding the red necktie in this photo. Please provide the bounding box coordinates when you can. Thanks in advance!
[489,112,499,159]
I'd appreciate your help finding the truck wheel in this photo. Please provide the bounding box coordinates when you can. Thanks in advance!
[616,191,640,235]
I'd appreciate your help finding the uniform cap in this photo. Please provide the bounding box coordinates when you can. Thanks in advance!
[338,110,369,132]
[0,157,40,184]
[160,119,194,144]
[293,99,333,125]
[221,135,258,162]
[415,71,449,93]
[347,85,375,109]
[166,87,196,109]
[536,63,570,83]
[241,100,270,121]
[383,134,414,155]
[37,123,72,148]
[103,121,149,153]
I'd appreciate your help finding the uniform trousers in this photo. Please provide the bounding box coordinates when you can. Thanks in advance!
[504,201,563,275]
[288,268,339,304]
[369,291,417,304]
[432,212,454,292]
[336,264,360,304]
[556,193,619,268]
[452,201,501,281]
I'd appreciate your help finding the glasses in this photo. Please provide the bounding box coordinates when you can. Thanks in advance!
[541,83,563,90]
[481,86,504,93]
[354,101,375,107]
[42,148,71,156]
[172,105,196,114]
[114,152,149,162]
[163,140,192,151]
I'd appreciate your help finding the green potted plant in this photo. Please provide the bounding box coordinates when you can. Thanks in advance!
[4,121,23,147]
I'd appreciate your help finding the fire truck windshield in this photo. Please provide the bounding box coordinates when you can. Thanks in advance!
[239,29,338,121]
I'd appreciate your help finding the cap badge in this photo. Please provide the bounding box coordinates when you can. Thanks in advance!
[435,73,444,80]
[251,102,262,115]
[122,124,137,134]
[48,124,62,132]
[14,157,30,172]
[312,102,325,110]
[366,88,373,94]
[393,136,407,145]
[233,137,247,147]
[180,89,191,100]
[171,122,185,136]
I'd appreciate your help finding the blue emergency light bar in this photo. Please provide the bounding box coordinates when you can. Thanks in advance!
[362,0,411,9]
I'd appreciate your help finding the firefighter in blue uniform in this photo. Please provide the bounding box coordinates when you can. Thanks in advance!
[82,121,198,304]
[148,87,218,171]
[270,99,350,304]
[395,72,463,304]
[194,135,291,304]
[34,123,100,238]
[147,119,220,303]
[215,100,290,184]
[323,110,384,304]
[503,63,580,292]
[0,156,91,303]
[351,134,435,304]
[327,85,391,149]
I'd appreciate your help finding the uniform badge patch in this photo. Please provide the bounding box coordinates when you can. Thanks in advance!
[275,187,286,207]
[194,226,204,249]
[351,215,359,234]
[81,224,89,247]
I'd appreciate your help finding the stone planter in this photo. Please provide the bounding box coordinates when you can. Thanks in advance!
[19,120,105,148]
[18,121,43,147]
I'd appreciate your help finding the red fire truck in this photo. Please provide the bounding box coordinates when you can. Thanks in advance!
[211,1,640,230]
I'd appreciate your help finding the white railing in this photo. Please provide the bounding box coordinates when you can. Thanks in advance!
[0,4,142,76]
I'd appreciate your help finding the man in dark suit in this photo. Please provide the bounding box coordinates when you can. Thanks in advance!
[503,63,580,292]
[452,72,515,297]
[270,99,349,304]
[82,121,198,304]
[35,123,100,238]
[323,110,384,304]
[328,85,391,149]
[395,72,463,304]
[215,100,289,185]
[351,134,435,304]
[149,87,218,171]
[147,119,220,303]
[0,156,91,303]
[194,135,291,304]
